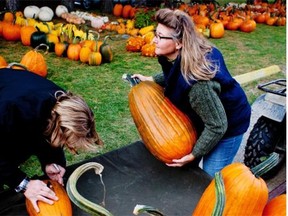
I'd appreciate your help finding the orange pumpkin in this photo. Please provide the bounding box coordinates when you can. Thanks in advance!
[3,12,14,23]
[20,25,37,46]
[122,4,132,18]
[0,55,8,68]
[209,21,225,39]
[26,180,72,216]
[128,81,197,163]
[113,3,123,17]
[88,51,102,66]
[239,19,257,33]
[2,22,21,41]
[126,36,145,52]
[79,46,92,63]
[67,43,81,61]
[20,44,48,77]
[141,43,156,57]
[54,41,69,57]
[263,194,286,216]
[192,153,281,216]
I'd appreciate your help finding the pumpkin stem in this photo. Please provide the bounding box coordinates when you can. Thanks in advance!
[66,162,113,216]
[251,152,280,178]
[7,62,27,70]
[122,73,141,87]
[133,204,164,216]
[35,43,49,54]
[212,172,225,216]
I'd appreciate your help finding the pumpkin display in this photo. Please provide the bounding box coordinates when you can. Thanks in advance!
[20,43,48,77]
[263,194,286,216]
[192,153,280,216]
[26,180,72,216]
[127,80,197,163]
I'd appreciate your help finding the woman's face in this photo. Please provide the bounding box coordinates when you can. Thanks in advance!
[153,23,182,60]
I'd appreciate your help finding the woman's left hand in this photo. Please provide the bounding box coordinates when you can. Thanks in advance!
[166,153,195,167]
[45,164,65,186]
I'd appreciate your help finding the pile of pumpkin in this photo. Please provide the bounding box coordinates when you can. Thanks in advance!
[103,1,285,40]
[0,9,113,71]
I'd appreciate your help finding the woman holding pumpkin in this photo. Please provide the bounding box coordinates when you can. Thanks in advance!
[132,8,251,177]
[0,68,103,213]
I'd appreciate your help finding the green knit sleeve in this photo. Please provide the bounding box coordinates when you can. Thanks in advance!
[189,81,228,158]
[152,73,166,87]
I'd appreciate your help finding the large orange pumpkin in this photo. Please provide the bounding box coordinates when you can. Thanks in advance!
[20,44,48,77]
[192,153,280,216]
[113,3,123,17]
[26,180,72,216]
[128,81,197,163]
[263,194,286,216]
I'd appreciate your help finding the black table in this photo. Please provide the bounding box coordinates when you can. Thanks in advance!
[1,141,212,216]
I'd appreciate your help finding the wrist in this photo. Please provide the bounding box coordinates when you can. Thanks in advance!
[15,177,30,193]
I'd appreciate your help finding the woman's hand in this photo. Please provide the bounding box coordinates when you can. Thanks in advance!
[132,74,153,82]
[24,179,59,213]
[166,153,195,167]
[45,164,65,186]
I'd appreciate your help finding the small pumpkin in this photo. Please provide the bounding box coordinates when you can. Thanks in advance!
[122,4,132,19]
[100,35,113,63]
[54,41,69,57]
[26,180,72,216]
[79,46,92,63]
[3,12,14,23]
[20,43,49,77]
[263,194,286,216]
[209,21,225,39]
[23,5,40,19]
[2,22,21,41]
[67,37,81,61]
[30,27,47,48]
[88,51,102,66]
[20,25,37,46]
[127,80,197,163]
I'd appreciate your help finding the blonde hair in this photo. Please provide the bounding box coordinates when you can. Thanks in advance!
[45,91,103,152]
[155,8,218,82]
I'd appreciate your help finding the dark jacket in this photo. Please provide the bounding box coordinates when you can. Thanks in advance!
[0,68,66,189]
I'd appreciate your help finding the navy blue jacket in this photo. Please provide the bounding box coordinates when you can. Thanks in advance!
[0,69,66,189]
[158,47,251,138]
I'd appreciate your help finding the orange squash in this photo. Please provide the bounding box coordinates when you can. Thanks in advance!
[20,44,48,77]
[113,3,123,17]
[128,81,197,163]
[192,153,280,216]
[26,180,72,216]
[263,194,286,216]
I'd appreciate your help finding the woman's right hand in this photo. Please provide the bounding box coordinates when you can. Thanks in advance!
[132,74,153,82]
[24,179,59,213]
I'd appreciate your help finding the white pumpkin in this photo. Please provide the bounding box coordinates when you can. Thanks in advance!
[23,5,40,19]
[55,5,69,17]
[91,17,104,29]
[40,6,54,17]
[38,10,53,21]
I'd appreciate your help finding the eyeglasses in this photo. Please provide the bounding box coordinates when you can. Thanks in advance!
[154,32,173,40]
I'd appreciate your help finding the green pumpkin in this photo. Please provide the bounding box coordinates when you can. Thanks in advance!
[100,35,113,63]
[30,27,47,49]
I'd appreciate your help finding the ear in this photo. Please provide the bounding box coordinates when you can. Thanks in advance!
[175,42,182,50]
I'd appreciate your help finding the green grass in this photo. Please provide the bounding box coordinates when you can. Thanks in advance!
[0,11,286,177]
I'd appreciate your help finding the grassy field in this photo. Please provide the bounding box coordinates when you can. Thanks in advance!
[0,6,286,177]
